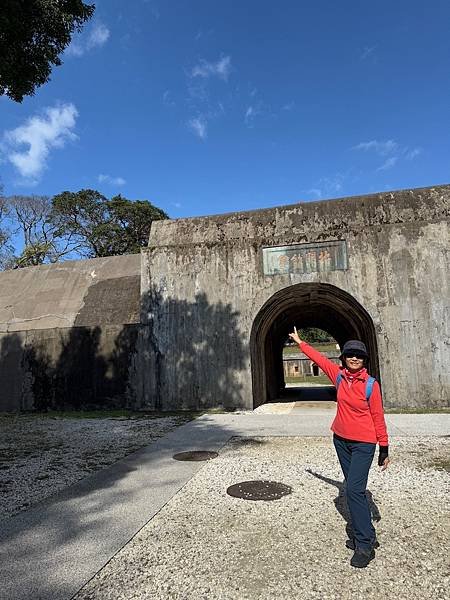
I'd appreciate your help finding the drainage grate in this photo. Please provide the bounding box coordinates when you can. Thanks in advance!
[173,450,218,461]
[226,480,292,501]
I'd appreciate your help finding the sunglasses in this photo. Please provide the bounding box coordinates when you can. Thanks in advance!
[344,354,366,360]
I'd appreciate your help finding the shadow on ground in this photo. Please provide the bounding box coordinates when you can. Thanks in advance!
[276,386,336,403]
[0,414,263,600]
[306,468,381,541]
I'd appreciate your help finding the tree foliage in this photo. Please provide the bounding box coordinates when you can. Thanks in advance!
[51,189,169,258]
[13,241,54,268]
[298,328,335,343]
[0,0,95,102]
[1,190,168,269]
[107,195,170,254]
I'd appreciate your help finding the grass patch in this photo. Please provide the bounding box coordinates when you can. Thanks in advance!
[0,407,236,421]
[283,342,339,356]
[385,408,450,414]
[285,375,331,385]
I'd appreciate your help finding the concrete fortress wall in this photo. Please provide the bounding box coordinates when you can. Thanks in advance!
[0,255,141,411]
[140,185,450,410]
[0,185,448,412]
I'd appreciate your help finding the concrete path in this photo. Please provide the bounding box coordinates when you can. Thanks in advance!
[1,411,449,600]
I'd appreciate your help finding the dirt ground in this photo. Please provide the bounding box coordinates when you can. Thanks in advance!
[0,413,191,520]
[75,435,450,600]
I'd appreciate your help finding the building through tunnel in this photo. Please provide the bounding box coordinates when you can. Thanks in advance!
[250,283,380,409]
[282,327,339,402]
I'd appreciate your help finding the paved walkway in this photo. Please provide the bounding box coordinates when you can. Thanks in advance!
[1,410,449,600]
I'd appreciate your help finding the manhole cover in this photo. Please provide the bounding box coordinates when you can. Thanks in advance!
[173,450,218,461]
[226,480,292,501]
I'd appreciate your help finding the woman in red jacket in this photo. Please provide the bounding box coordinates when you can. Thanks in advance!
[288,326,389,569]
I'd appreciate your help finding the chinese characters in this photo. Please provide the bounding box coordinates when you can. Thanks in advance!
[263,241,347,275]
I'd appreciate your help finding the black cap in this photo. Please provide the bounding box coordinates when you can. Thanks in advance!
[340,340,368,358]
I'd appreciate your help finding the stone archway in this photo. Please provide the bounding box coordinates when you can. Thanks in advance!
[250,283,380,409]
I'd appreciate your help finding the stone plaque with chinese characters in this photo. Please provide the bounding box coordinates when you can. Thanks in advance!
[262,240,347,275]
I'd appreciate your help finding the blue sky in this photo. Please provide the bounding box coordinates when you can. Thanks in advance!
[1,0,449,219]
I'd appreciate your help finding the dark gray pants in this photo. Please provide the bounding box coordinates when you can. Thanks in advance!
[333,434,376,550]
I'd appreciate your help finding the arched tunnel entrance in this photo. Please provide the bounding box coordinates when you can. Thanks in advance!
[250,283,380,409]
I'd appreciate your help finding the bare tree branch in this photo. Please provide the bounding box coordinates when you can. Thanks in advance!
[3,195,84,268]
[0,189,15,269]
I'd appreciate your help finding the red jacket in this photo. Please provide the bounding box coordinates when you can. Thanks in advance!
[299,342,388,445]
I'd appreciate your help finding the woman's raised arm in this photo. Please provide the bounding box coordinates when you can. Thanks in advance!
[288,327,340,384]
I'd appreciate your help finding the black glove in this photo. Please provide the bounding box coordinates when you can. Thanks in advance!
[378,445,389,466]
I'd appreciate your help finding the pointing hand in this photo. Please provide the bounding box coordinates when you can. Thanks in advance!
[288,326,302,345]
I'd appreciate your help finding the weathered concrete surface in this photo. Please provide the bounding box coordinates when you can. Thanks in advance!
[0,254,141,332]
[140,185,450,409]
[0,324,141,411]
[0,255,141,411]
[1,186,449,412]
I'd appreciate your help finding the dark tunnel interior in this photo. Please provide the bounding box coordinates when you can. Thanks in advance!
[250,283,380,408]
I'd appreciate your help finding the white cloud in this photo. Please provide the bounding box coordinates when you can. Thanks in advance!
[319,175,344,195]
[405,147,421,160]
[306,188,322,198]
[142,0,160,19]
[2,103,78,182]
[187,79,209,102]
[98,174,126,186]
[195,29,214,42]
[352,138,422,172]
[66,42,84,58]
[360,45,377,61]
[244,103,266,127]
[243,86,273,127]
[376,156,398,171]
[352,140,398,156]
[188,116,208,140]
[185,55,231,140]
[245,106,255,125]
[89,24,110,48]
[162,90,175,107]
[305,174,346,199]
[67,22,110,57]
[282,101,295,111]
[191,56,232,81]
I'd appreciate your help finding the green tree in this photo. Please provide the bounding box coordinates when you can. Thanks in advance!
[50,189,108,257]
[0,0,95,102]
[51,189,168,257]
[107,195,170,254]
[13,241,53,268]
[298,328,334,343]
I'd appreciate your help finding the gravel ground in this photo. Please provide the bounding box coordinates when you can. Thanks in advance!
[75,435,450,600]
[0,414,190,520]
